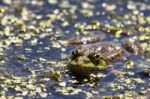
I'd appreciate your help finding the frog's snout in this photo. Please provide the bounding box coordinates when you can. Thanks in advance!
[75,56,92,64]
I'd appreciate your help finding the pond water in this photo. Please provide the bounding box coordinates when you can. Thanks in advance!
[0,0,150,98]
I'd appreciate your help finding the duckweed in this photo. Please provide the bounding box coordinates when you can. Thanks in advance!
[0,0,149,99]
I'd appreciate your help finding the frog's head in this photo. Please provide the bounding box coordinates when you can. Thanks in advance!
[68,49,108,76]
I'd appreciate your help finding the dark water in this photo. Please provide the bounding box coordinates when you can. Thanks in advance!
[0,0,150,98]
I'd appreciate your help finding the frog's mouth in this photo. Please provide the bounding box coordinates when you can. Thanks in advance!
[68,56,107,75]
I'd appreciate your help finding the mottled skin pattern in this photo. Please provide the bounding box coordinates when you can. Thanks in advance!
[67,35,143,76]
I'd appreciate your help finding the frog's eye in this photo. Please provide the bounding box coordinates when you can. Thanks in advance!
[71,50,83,60]
[93,54,100,60]
[72,50,78,55]
[72,50,83,56]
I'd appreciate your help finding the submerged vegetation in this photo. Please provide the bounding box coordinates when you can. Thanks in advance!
[0,0,150,98]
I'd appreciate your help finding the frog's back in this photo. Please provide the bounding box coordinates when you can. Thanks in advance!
[76,42,124,63]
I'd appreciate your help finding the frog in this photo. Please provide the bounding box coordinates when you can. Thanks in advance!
[67,34,143,76]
